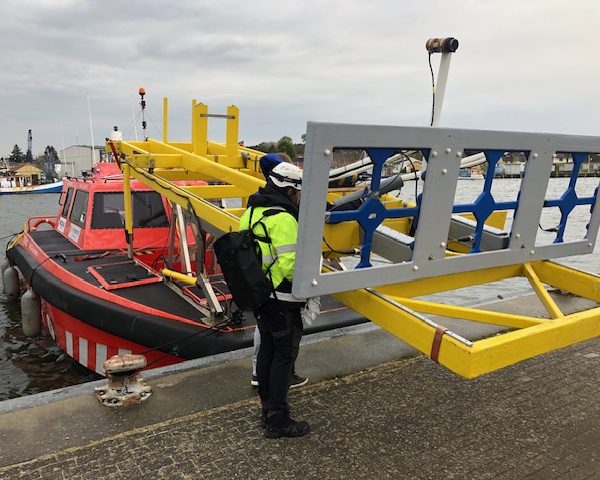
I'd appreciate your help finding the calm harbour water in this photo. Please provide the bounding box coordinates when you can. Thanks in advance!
[0,178,599,401]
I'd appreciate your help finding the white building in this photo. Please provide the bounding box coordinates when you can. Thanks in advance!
[58,145,106,178]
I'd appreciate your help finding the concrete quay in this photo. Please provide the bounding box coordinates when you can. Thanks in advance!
[1,292,600,479]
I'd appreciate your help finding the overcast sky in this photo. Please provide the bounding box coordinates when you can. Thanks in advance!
[1,0,599,157]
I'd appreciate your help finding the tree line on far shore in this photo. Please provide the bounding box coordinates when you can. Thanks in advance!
[249,135,305,160]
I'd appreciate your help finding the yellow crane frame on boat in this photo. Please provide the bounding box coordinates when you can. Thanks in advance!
[108,98,600,379]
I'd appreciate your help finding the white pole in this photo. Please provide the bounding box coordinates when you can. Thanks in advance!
[87,93,95,169]
[59,122,70,177]
[431,52,453,127]
[132,105,139,141]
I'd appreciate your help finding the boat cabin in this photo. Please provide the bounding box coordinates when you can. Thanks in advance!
[55,163,174,252]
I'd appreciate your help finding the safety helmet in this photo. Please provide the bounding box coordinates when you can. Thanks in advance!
[269,162,303,190]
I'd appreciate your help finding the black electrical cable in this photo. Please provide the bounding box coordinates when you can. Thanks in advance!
[28,255,56,290]
[538,223,559,233]
[322,236,357,257]
[428,52,436,127]
[0,232,20,242]
[137,317,233,357]
[397,152,419,203]
[126,316,238,377]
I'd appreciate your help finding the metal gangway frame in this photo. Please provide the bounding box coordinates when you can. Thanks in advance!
[295,122,600,378]
[109,98,600,379]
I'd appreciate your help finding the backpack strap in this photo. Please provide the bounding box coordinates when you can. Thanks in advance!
[249,207,286,244]
[248,207,288,288]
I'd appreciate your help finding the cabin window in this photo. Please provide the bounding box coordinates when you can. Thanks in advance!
[69,190,89,228]
[91,192,168,229]
[61,187,74,218]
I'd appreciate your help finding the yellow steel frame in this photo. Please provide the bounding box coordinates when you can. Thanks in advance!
[109,98,600,380]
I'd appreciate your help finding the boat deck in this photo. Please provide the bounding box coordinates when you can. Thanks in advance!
[26,229,364,331]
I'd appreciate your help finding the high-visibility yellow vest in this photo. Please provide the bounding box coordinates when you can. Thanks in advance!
[238,206,297,290]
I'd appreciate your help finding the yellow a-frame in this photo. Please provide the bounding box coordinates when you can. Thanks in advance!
[109,98,600,379]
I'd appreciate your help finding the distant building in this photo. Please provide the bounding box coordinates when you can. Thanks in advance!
[0,162,44,187]
[58,145,106,178]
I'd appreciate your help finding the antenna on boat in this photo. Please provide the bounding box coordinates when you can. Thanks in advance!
[87,93,96,170]
[59,122,71,177]
[426,37,459,127]
[131,105,139,141]
[139,87,147,140]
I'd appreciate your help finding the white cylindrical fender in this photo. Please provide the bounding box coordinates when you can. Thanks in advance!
[0,258,9,283]
[21,287,42,337]
[3,265,20,299]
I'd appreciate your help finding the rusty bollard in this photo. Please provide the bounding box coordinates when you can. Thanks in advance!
[94,354,152,407]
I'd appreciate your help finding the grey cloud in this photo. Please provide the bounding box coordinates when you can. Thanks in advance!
[1,0,600,156]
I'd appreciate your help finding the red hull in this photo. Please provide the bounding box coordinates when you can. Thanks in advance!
[42,300,182,375]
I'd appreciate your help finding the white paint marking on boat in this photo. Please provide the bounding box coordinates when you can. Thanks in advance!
[65,331,73,356]
[79,338,88,367]
[67,224,81,242]
[118,348,132,356]
[46,315,55,340]
[96,344,107,374]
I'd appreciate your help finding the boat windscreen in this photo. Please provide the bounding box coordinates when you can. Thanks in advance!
[61,187,74,218]
[69,190,89,227]
[91,191,169,229]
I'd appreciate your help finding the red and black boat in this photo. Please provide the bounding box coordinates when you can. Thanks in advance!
[3,162,364,374]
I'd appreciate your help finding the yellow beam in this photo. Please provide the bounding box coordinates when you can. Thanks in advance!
[151,170,218,182]
[387,296,544,329]
[193,102,208,156]
[226,105,239,162]
[333,287,470,369]
[335,284,600,379]
[123,164,134,258]
[533,261,600,302]
[126,162,242,234]
[375,264,523,298]
[465,306,600,378]
[183,185,248,199]
[523,262,563,319]
[148,139,263,192]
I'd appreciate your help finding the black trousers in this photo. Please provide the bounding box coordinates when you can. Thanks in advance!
[256,299,303,415]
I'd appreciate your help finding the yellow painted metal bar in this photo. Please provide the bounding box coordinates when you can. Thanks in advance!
[125,162,242,234]
[523,262,563,319]
[387,296,544,329]
[335,284,600,379]
[163,97,168,143]
[162,268,197,285]
[333,287,470,369]
[146,139,263,192]
[191,100,197,153]
[532,261,600,302]
[226,105,239,162]
[195,102,208,156]
[117,141,151,156]
[184,185,248,199]
[151,170,217,182]
[375,264,523,298]
[463,305,600,378]
[122,163,134,258]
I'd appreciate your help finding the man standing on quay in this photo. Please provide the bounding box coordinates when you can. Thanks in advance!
[238,161,310,438]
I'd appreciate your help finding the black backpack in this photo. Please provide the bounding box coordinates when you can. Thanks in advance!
[213,207,283,310]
